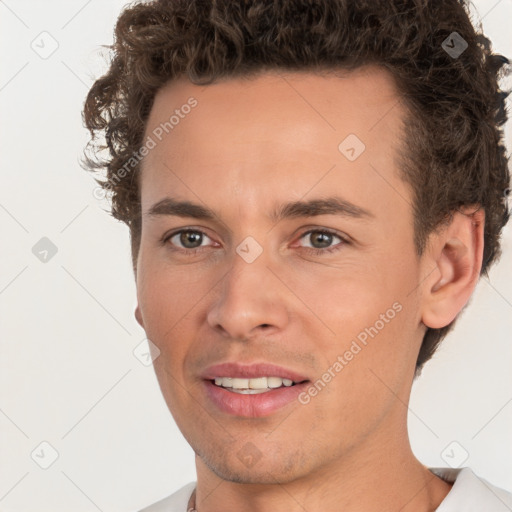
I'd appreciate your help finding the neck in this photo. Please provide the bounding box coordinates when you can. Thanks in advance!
[192,420,451,512]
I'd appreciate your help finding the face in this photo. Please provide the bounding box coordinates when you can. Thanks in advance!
[135,67,428,484]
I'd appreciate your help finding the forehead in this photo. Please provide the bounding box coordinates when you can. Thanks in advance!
[140,66,410,220]
[145,66,404,143]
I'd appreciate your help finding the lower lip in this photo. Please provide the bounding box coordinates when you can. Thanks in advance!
[204,380,309,418]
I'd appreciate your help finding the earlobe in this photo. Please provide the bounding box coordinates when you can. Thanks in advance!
[135,304,144,328]
[421,208,484,329]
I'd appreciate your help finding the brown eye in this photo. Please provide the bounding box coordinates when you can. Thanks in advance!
[300,230,341,249]
[296,229,348,255]
[308,231,334,249]
[179,231,203,248]
[167,230,212,250]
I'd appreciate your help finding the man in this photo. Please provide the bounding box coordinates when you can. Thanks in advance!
[83,1,511,510]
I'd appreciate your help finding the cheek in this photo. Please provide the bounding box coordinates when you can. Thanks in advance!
[289,255,419,382]
[290,261,398,333]
[138,256,209,323]
[136,263,197,374]
[137,267,199,413]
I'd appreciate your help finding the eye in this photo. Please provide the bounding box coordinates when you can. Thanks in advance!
[297,229,347,254]
[164,229,216,252]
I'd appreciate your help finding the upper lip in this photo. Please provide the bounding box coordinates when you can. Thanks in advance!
[201,362,309,382]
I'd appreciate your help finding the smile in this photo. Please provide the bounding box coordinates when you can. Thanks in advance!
[213,376,297,394]
[202,363,310,417]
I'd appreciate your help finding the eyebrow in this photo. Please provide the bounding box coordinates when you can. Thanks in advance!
[145,196,373,223]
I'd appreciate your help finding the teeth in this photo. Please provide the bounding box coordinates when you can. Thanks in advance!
[249,377,268,389]
[267,377,283,388]
[232,378,249,389]
[213,376,297,391]
[229,388,271,394]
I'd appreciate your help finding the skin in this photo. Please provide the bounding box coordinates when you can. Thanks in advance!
[134,66,484,512]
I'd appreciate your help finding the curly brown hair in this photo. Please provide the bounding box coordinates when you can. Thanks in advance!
[82,0,510,374]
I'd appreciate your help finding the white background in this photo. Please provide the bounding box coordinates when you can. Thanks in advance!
[0,1,511,511]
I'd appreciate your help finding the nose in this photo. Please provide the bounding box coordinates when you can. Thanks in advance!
[206,251,289,341]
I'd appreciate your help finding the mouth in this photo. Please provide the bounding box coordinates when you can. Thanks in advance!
[211,376,305,394]
[202,363,310,417]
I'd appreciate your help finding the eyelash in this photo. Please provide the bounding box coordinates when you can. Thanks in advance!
[161,228,348,256]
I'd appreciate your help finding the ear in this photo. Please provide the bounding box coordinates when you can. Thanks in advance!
[135,304,145,328]
[421,207,485,329]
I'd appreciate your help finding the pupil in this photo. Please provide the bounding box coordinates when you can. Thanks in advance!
[181,231,202,248]
[312,232,331,248]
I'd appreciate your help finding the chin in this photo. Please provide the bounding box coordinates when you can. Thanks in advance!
[196,439,310,485]
[204,460,298,485]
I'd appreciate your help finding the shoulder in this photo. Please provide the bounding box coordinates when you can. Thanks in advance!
[138,482,196,512]
[432,467,512,511]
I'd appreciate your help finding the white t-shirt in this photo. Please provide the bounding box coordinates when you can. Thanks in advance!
[138,467,512,511]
